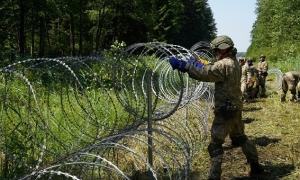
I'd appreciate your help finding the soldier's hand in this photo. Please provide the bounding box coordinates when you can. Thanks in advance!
[188,56,204,68]
[169,57,187,72]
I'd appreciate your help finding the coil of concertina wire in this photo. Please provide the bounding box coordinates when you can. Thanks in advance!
[265,68,283,91]
[113,42,215,120]
[0,42,214,179]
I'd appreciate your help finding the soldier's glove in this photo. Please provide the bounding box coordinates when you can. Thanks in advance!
[188,56,204,68]
[169,57,187,72]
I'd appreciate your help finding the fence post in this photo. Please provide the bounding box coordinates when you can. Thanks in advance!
[147,71,153,180]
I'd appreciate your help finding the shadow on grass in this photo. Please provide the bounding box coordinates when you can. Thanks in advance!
[232,163,294,180]
[252,135,281,146]
[243,107,263,112]
[223,135,281,150]
[243,117,256,123]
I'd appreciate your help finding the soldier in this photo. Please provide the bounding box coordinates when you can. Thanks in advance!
[247,58,256,99]
[280,71,300,102]
[169,35,264,180]
[239,57,252,102]
[254,54,268,98]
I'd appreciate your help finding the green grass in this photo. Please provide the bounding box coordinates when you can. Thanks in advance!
[189,94,300,180]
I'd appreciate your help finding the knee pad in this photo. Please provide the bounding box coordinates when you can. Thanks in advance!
[230,135,248,146]
[208,142,224,157]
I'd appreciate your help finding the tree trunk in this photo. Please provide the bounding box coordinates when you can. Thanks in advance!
[95,3,106,51]
[78,0,83,55]
[30,8,35,57]
[38,16,45,57]
[70,13,76,56]
[19,0,25,55]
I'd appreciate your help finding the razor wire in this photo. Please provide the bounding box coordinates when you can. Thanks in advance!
[265,68,283,91]
[0,42,214,180]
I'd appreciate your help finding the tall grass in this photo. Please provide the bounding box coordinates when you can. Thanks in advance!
[273,55,300,73]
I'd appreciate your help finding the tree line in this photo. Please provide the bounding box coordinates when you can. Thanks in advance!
[2,0,297,64]
[248,0,300,62]
[0,0,216,62]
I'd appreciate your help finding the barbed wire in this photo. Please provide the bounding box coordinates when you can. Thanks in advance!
[266,68,283,91]
[0,42,215,179]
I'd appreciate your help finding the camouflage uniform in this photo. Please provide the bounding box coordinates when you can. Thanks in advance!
[183,36,263,180]
[254,54,268,98]
[247,58,256,99]
[239,57,252,102]
[280,71,300,102]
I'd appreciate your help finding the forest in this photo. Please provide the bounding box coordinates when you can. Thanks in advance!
[1,0,300,64]
[0,0,216,63]
[247,0,300,63]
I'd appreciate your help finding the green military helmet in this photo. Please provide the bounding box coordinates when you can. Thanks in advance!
[210,35,234,50]
[239,56,246,62]
[260,54,266,58]
[247,57,253,62]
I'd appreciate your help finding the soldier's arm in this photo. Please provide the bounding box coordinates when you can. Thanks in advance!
[186,61,225,82]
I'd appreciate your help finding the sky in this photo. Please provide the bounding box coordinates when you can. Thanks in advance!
[207,0,257,52]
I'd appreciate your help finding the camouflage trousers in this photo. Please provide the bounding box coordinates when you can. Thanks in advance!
[208,109,259,179]
[254,75,267,97]
[241,82,248,101]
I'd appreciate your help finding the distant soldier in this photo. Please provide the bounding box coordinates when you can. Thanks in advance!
[254,54,268,98]
[247,58,256,99]
[239,57,251,102]
[280,71,300,102]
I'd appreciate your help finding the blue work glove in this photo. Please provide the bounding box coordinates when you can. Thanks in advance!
[188,56,204,68]
[169,57,187,72]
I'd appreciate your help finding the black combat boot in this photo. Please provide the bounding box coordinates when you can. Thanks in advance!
[230,140,239,147]
[250,162,264,175]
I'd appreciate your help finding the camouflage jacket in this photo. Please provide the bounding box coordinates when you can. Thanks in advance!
[284,71,300,84]
[241,64,251,83]
[185,56,243,111]
[248,64,256,76]
[248,64,257,83]
[257,61,268,75]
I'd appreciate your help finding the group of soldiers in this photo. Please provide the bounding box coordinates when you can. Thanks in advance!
[239,54,300,103]
[239,54,268,103]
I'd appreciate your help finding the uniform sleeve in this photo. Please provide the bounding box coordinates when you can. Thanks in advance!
[257,62,268,74]
[185,61,225,82]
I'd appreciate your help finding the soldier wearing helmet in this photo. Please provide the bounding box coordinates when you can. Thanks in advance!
[253,54,268,98]
[280,71,300,102]
[168,35,264,179]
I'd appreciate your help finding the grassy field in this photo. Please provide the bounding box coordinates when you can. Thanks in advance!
[190,92,300,180]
